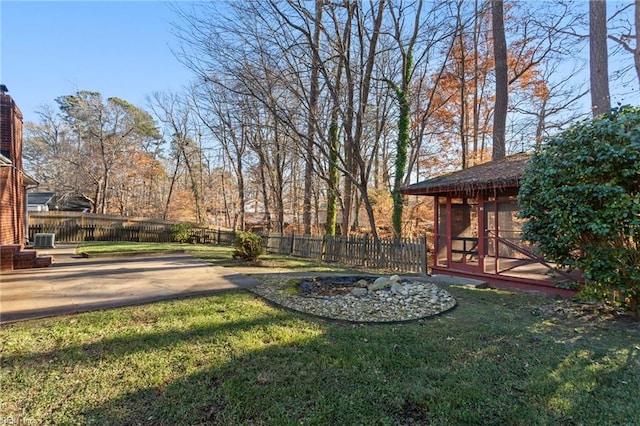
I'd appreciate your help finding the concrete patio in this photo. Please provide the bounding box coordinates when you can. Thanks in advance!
[0,244,263,323]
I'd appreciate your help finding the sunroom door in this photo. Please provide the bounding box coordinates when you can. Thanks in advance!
[450,198,480,271]
[436,197,481,272]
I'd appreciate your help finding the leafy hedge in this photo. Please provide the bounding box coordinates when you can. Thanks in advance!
[519,105,640,315]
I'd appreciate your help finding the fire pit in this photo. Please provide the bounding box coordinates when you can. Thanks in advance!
[296,275,379,296]
[250,274,457,323]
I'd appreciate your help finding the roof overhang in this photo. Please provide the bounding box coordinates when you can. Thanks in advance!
[23,172,40,187]
[0,154,38,185]
[400,153,530,197]
[0,153,12,166]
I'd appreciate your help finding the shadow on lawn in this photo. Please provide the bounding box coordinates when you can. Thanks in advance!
[4,286,638,424]
[1,310,294,367]
[75,289,640,425]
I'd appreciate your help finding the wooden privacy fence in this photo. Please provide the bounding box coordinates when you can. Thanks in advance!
[28,213,236,245]
[28,223,236,245]
[29,223,173,243]
[263,233,429,275]
[28,213,430,274]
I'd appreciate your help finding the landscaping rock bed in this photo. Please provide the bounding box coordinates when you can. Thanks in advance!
[249,274,457,323]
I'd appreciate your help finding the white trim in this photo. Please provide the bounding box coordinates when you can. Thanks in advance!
[0,153,12,165]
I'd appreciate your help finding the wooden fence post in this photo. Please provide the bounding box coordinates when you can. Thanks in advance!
[421,234,428,275]
[321,235,327,262]
[361,234,369,267]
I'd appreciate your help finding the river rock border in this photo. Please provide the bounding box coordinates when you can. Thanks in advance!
[249,274,457,323]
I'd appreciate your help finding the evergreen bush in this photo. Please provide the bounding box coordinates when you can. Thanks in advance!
[170,223,193,243]
[233,231,263,261]
[519,105,640,315]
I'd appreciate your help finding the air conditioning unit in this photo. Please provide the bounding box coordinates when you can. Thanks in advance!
[34,233,56,248]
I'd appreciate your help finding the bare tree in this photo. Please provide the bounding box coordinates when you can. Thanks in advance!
[234,0,389,238]
[148,91,206,222]
[169,0,598,237]
[608,1,640,89]
[23,106,77,196]
[384,0,462,236]
[56,91,161,214]
[384,0,423,237]
[194,82,250,231]
[510,61,589,149]
[302,0,323,235]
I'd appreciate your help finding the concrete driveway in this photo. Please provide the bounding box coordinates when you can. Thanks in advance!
[0,244,264,323]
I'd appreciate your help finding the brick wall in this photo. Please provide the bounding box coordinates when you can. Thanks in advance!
[0,93,26,246]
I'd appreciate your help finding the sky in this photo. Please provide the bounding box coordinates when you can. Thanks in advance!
[1,1,638,126]
[1,1,195,124]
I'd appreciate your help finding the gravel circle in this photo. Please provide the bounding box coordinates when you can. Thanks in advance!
[249,274,457,323]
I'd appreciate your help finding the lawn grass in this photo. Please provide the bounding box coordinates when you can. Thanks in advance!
[1,243,639,424]
[77,241,375,272]
[76,241,191,256]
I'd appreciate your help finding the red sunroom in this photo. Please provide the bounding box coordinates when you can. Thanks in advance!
[400,153,580,296]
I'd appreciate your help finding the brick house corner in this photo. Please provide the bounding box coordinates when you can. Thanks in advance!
[1,88,38,247]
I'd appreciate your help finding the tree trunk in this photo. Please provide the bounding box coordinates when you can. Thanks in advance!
[472,0,480,163]
[492,0,508,160]
[351,0,386,241]
[236,151,245,231]
[93,180,102,214]
[163,158,180,220]
[392,85,409,237]
[257,150,272,233]
[220,169,231,228]
[459,31,468,168]
[303,0,322,235]
[535,97,548,146]
[181,147,203,224]
[590,0,611,116]
[325,112,340,236]
[342,81,355,235]
[635,0,640,87]
[324,26,345,236]
[390,0,422,238]
[100,168,110,215]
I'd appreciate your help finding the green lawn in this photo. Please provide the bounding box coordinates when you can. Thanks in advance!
[1,243,638,425]
[76,241,363,272]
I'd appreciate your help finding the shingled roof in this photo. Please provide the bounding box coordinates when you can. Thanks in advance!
[400,152,530,196]
[27,192,55,206]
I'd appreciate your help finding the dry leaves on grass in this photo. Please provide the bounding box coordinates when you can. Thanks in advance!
[533,299,640,335]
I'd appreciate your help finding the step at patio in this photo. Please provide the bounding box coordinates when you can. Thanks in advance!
[1,245,22,271]
[32,256,53,268]
[423,274,489,289]
[13,250,37,270]
[0,245,54,271]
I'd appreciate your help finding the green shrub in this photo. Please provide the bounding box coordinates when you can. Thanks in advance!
[233,231,263,261]
[518,105,640,316]
[170,223,193,243]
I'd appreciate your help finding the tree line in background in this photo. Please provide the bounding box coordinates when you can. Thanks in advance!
[22,0,639,239]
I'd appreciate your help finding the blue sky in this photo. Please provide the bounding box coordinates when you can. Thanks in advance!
[1,1,638,126]
[1,1,194,123]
